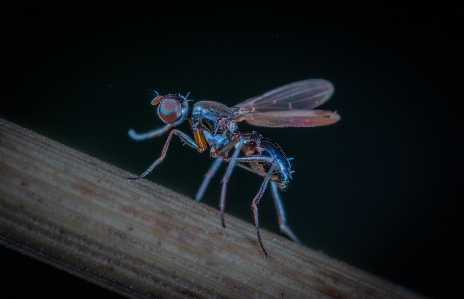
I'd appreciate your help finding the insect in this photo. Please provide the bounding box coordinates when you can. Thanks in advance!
[128,79,340,257]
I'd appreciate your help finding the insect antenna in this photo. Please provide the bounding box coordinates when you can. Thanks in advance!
[148,89,160,97]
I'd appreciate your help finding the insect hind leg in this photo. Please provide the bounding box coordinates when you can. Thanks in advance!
[270,182,302,245]
[250,158,278,258]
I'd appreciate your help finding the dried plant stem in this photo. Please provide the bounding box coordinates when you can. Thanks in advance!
[0,118,423,298]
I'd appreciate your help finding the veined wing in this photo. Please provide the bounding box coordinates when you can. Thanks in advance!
[232,79,339,127]
[233,79,334,113]
[237,110,340,127]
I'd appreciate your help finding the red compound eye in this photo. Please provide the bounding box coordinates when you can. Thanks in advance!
[158,98,183,124]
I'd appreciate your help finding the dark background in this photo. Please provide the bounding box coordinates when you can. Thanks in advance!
[1,2,461,298]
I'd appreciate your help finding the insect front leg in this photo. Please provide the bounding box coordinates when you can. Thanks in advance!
[270,182,302,245]
[128,129,201,180]
[128,124,172,141]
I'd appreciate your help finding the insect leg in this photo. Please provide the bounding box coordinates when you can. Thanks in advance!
[219,137,245,228]
[270,182,302,245]
[226,156,274,164]
[195,157,223,202]
[128,129,200,180]
[251,159,277,258]
[128,124,172,141]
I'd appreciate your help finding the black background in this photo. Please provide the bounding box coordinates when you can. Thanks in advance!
[1,2,461,298]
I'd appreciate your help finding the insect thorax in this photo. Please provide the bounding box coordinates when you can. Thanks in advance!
[191,101,236,133]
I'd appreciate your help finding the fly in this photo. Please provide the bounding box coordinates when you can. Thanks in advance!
[128,79,340,257]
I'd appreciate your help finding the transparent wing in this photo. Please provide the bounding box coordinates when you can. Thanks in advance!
[234,79,334,112]
[232,79,339,127]
[241,110,340,127]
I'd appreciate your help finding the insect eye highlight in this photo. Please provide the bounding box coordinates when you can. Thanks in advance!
[158,98,183,124]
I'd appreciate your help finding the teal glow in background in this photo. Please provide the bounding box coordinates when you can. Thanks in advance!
[1,3,460,298]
